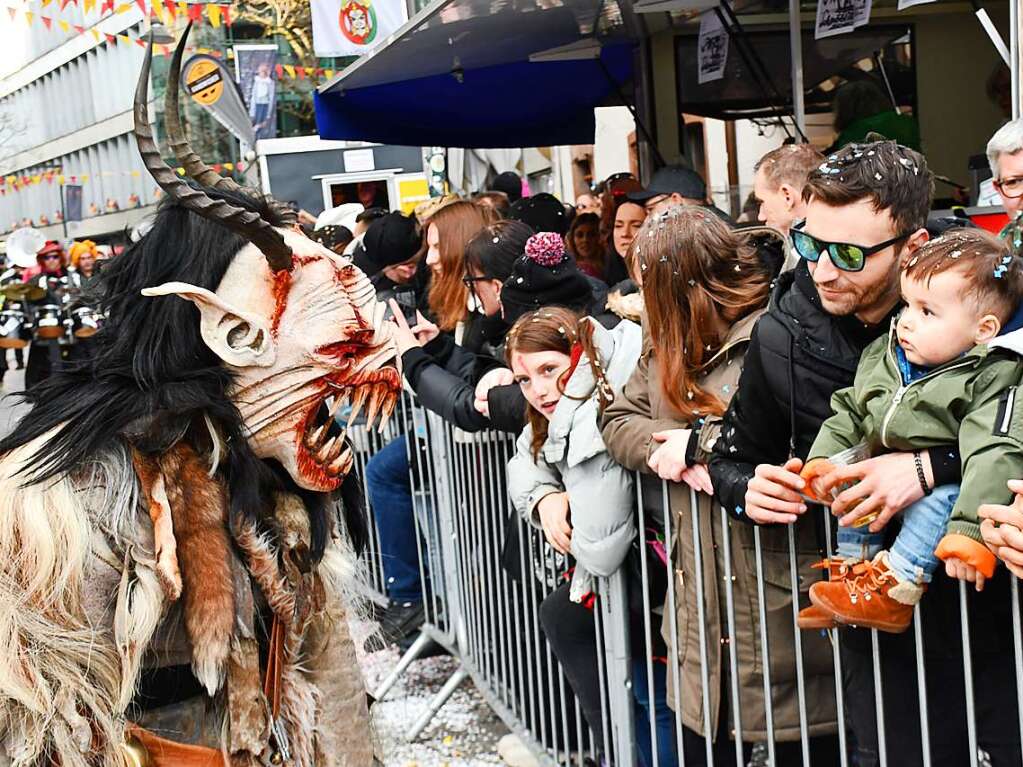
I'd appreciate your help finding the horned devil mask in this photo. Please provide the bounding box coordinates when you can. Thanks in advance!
[137,26,399,492]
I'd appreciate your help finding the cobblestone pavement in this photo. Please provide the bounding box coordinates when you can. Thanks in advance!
[0,361,508,767]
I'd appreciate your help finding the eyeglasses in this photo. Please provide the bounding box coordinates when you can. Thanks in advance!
[994,176,1023,199]
[461,274,493,289]
[790,223,911,273]
[41,254,60,261]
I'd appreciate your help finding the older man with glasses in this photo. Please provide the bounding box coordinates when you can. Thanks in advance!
[987,119,1023,251]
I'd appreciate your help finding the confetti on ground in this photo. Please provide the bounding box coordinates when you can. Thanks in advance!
[352,618,509,766]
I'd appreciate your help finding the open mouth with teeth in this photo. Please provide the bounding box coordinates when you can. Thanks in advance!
[296,367,402,491]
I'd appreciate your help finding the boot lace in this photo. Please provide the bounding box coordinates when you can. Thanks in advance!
[842,561,895,602]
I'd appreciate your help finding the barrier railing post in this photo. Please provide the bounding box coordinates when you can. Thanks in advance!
[786,525,812,765]
[959,581,979,767]
[600,569,637,766]
[685,485,716,765]
[752,527,777,765]
[719,506,745,767]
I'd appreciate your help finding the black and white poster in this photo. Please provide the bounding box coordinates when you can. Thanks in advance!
[697,10,728,85]
[815,0,871,39]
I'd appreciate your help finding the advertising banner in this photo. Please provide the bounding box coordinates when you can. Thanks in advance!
[235,45,280,141]
[181,54,256,146]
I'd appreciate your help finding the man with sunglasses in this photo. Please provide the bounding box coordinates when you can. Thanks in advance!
[708,141,1017,764]
[986,118,1023,252]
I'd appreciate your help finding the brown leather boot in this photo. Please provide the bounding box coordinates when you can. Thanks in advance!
[808,552,923,634]
[797,558,869,630]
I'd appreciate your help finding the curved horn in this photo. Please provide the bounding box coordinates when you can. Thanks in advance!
[133,37,292,272]
[165,22,243,193]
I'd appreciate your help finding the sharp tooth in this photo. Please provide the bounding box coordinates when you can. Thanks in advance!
[365,384,384,431]
[316,436,337,464]
[326,434,345,462]
[307,422,329,448]
[329,447,353,475]
[347,387,368,429]
[328,395,344,419]
[379,391,397,432]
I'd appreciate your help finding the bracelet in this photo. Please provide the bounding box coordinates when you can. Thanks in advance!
[913,450,932,496]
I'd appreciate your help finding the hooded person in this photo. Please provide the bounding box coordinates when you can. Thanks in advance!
[361,210,429,311]
[0,29,397,767]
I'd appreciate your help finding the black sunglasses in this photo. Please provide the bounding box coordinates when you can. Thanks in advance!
[461,274,494,289]
[790,222,911,273]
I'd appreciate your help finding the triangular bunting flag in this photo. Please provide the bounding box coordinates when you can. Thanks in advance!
[24,11,34,24]
[104,32,116,43]
[80,174,89,182]
[84,0,95,12]
[90,28,100,41]
[274,64,283,78]
[73,24,85,33]
[41,0,52,7]
[118,33,130,44]
[41,15,52,29]
[324,69,334,79]
[187,3,201,21]
[283,64,296,79]
[101,0,115,13]
[163,0,175,18]
[115,3,131,12]
[59,0,71,10]
[158,43,169,56]
[58,19,69,31]
[295,66,306,79]
[206,3,220,27]
[134,0,145,13]
[134,37,145,47]
[6,8,16,20]
[224,163,233,171]
[221,4,230,26]
[176,1,186,16]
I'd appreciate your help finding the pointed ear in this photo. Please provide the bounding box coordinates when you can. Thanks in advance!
[142,281,276,368]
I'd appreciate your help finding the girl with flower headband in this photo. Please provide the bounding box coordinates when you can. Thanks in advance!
[505,305,642,749]
[599,205,777,765]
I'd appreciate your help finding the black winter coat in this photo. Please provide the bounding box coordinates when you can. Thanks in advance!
[709,261,1013,663]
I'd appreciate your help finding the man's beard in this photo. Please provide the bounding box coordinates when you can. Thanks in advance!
[816,270,899,322]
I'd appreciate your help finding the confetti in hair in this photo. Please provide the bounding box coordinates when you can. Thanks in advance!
[524,232,566,267]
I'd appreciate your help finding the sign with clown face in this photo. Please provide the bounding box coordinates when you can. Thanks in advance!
[312,0,405,57]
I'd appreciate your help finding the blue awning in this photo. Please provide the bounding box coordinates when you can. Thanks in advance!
[314,0,637,148]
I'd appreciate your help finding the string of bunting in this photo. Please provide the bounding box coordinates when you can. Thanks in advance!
[0,161,248,194]
[1,0,233,56]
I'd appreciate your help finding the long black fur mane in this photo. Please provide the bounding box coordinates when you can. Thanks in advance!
[0,186,365,560]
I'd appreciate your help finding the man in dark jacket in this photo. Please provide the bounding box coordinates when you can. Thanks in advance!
[710,141,1020,765]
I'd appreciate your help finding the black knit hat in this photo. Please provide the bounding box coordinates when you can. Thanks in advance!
[507,193,569,236]
[501,231,593,325]
[363,212,422,272]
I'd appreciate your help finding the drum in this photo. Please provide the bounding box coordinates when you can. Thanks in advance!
[71,305,102,338]
[34,304,64,339]
[0,305,31,348]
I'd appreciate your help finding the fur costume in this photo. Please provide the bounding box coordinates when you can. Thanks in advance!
[0,27,395,767]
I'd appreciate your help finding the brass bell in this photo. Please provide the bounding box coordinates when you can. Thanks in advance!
[120,734,150,767]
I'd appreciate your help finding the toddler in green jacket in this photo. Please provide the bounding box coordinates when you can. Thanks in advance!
[799,228,1023,633]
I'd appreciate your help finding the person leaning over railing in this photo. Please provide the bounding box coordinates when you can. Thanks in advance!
[505,305,642,753]
[709,141,1022,766]
[599,206,789,765]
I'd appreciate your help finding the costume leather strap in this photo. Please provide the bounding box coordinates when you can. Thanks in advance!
[263,614,286,719]
[123,724,225,767]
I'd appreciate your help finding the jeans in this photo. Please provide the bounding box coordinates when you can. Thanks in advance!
[365,435,422,603]
[837,484,958,584]
[632,659,678,767]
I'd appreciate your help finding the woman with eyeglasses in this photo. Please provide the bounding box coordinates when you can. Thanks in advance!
[391,220,534,433]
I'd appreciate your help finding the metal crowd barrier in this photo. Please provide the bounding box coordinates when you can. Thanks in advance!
[349,393,1023,767]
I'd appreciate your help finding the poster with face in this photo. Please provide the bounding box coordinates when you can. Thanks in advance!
[312,0,406,58]
[234,45,279,142]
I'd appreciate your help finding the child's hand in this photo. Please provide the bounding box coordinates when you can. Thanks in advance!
[799,458,834,502]
[945,557,987,592]
[537,492,572,555]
